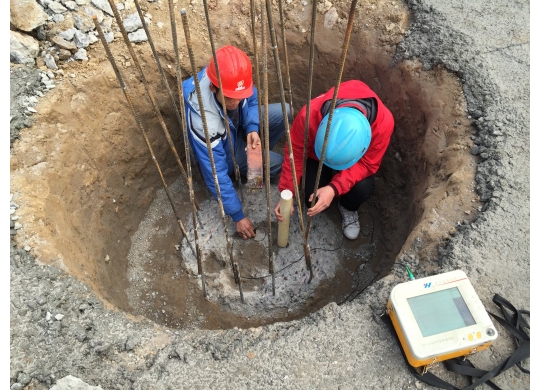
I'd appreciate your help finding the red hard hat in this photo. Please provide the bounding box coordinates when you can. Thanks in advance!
[206,45,253,99]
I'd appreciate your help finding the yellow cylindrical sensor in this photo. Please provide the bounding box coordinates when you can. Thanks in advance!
[277,190,293,247]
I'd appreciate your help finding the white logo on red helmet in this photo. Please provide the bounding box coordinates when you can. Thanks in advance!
[235,80,245,91]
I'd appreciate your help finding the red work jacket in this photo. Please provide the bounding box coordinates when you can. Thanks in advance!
[278,80,395,196]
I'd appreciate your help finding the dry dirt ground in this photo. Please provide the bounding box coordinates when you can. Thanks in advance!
[8,0,531,389]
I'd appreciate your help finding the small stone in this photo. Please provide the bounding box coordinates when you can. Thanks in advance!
[74,31,91,48]
[50,376,101,389]
[73,48,88,61]
[123,12,145,32]
[91,0,114,16]
[73,14,94,32]
[14,222,23,230]
[88,34,98,45]
[58,49,72,60]
[471,145,480,155]
[64,1,78,10]
[125,337,136,351]
[52,14,65,23]
[46,311,52,321]
[24,246,31,252]
[59,28,78,41]
[84,5,104,23]
[128,29,148,43]
[116,3,125,11]
[48,2,68,13]
[94,342,112,354]
[323,7,338,29]
[11,383,23,390]
[100,17,113,31]
[52,36,78,52]
[55,314,65,321]
[11,216,19,221]
[44,53,58,70]
[104,32,114,43]
[105,255,110,262]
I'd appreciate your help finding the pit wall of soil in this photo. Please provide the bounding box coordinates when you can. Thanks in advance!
[10,0,478,323]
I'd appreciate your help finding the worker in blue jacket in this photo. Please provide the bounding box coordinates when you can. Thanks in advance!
[183,45,288,239]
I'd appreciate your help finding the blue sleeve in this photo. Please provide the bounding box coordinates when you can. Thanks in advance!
[243,86,260,135]
[189,128,245,223]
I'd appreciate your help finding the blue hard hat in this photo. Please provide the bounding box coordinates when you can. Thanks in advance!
[314,107,372,170]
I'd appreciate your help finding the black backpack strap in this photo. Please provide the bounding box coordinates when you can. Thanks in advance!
[490,293,530,375]
[444,359,503,390]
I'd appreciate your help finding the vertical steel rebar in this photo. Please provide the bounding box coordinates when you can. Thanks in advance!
[277,0,293,117]
[93,15,195,258]
[131,0,202,185]
[304,0,359,284]
[180,9,243,300]
[300,0,318,200]
[264,0,305,233]
[107,0,200,212]
[233,262,245,304]
[201,0,245,203]
[167,0,205,294]
[260,1,274,292]
[250,0,264,153]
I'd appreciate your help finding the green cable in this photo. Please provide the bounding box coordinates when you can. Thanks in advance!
[405,265,415,280]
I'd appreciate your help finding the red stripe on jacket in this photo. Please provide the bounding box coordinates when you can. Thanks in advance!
[278,80,395,196]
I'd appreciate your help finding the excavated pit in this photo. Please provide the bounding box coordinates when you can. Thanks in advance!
[10,0,479,330]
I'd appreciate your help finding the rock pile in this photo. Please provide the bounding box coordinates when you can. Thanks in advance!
[10,0,153,71]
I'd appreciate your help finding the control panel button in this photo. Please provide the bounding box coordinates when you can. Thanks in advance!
[468,334,473,341]
[476,332,481,339]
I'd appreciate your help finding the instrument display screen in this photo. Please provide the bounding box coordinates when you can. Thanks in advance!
[407,287,476,337]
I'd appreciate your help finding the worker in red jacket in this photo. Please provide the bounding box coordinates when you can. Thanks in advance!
[275,80,394,240]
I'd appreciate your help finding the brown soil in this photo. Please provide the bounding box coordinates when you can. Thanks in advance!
[10,0,479,329]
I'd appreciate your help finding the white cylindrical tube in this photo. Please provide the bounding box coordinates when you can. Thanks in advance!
[277,189,293,247]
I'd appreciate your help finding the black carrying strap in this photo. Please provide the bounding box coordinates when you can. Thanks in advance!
[383,293,530,390]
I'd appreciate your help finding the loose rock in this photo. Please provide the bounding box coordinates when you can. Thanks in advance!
[50,375,104,390]
[73,30,90,48]
[128,29,147,43]
[10,31,39,65]
[10,0,49,32]
[73,48,88,60]
[58,27,78,41]
[47,1,68,13]
[44,53,58,70]
[91,0,113,16]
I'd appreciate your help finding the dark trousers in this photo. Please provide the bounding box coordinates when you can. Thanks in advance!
[303,158,375,211]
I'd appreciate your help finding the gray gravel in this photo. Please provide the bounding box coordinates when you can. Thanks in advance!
[9,0,530,389]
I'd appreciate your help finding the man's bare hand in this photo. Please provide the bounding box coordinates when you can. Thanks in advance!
[274,199,295,222]
[236,217,256,239]
[307,185,335,217]
[246,132,261,149]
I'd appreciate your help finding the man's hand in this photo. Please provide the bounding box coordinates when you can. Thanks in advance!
[236,217,256,239]
[246,132,261,149]
[274,199,295,222]
[307,185,335,217]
